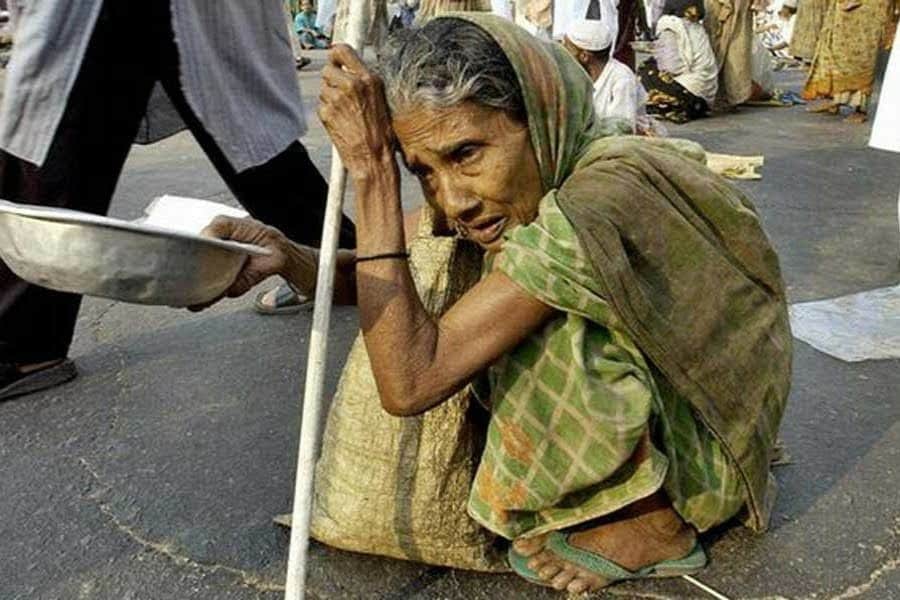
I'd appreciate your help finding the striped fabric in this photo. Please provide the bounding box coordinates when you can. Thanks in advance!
[0,1,306,172]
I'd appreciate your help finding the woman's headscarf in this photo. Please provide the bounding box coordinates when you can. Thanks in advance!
[432,14,793,533]
[435,13,698,188]
[430,13,610,191]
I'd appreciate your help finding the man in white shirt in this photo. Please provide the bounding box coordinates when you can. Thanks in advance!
[563,18,648,133]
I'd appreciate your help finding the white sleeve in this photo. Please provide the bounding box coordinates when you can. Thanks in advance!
[609,75,639,130]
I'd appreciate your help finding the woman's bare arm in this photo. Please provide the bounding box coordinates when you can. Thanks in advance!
[352,166,555,417]
[316,45,556,415]
[202,203,427,307]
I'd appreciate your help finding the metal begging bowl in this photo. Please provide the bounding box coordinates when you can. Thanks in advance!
[0,199,269,307]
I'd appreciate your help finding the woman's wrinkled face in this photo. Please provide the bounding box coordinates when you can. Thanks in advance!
[392,102,543,253]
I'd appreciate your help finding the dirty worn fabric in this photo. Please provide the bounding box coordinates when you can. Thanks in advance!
[454,13,791,535]
[802,0,893,109]
[704,0,755,104]
[556,137,791,533]
[468,195,747,539]
[789,0,828,60]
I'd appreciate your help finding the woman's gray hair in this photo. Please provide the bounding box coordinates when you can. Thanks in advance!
[378,18,526,122]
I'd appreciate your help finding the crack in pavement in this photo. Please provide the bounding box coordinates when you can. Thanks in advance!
[78,457,285,595]
[804,517,900,600]
[87,300,120,343]
[83,299,132,437]
[824,549,900,600]
[829,555,900,600]
[74,446,899,600]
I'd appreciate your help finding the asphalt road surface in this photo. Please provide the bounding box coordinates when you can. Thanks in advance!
[0,56,898,600]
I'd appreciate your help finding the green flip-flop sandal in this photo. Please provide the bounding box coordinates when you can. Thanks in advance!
[507,544,548,587]
[508,533,708,589]
[545,530,708,582]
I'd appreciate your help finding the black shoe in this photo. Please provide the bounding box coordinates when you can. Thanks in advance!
[0,360,78,401]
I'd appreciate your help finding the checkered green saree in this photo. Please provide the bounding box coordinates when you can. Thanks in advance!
[448,14,792,539]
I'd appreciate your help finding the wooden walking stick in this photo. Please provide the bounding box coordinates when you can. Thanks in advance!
[283,1,372,597]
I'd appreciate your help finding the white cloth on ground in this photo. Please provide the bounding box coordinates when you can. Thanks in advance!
[790,285,900,362]
[0,1,306,172]
[655,15,719,104]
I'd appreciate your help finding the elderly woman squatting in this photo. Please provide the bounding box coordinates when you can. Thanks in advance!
[204,15,791,594]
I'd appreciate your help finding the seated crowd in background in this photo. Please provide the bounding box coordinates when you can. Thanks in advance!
[294,0,331,49]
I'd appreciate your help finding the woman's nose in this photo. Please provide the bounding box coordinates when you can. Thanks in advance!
[439,183,481,222]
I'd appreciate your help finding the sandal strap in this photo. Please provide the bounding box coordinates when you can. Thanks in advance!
[545,531,707,582]
[545,532,636,581]
[507,546,549,586]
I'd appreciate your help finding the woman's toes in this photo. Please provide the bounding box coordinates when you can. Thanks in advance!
[527,548,560,574]
[537,562,563,581]
[512,535,546,557]
[567,576,591,594]
[550,566,579,591]
[573,570,608,593]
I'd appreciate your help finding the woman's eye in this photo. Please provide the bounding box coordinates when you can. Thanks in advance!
[452,144,481,165]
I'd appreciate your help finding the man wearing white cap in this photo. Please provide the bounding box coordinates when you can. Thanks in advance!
[564,18,648,133]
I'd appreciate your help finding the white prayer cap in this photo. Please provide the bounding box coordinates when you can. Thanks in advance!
[565,18,614,52]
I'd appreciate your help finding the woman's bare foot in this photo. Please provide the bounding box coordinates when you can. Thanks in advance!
[844,111,867,124]
[512,493,697,593]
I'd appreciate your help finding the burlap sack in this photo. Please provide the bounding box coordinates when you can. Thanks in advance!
[310,207,508,572]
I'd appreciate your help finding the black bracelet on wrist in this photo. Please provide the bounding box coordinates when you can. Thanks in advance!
[354,251,410,264]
